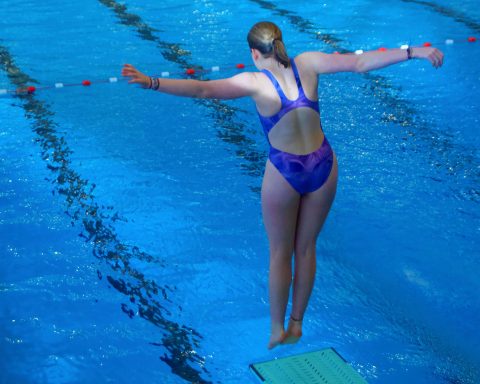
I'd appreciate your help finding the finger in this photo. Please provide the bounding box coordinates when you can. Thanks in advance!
[123,64,136,72]
[122,69,137,76]
[124,69,139,77]
[436,52,444,67]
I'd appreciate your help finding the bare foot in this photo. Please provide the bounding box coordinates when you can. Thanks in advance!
[268,329,286,350]
[282,317,302,345]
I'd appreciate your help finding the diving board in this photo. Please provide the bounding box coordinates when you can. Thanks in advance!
[250,347,368,384]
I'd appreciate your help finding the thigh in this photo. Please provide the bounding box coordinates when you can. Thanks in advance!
[261,159,301,254]
[295,152,338,253]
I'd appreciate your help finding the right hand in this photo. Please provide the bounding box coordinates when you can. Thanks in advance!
[412,47,444,68]
[121,64,150,88]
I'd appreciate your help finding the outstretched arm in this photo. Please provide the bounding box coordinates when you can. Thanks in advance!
[301,46,444,74]
[121,64,258,99]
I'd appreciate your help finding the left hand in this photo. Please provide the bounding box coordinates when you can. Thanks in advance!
[412,47,444,68]
[121,64,150,88]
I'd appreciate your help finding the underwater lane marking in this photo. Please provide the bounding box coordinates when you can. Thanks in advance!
[98,0,267,179]
[401,0,480,34]
[0,43,213,384]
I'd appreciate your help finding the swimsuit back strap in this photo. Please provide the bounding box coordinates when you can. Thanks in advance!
[261,68,287,103]
[290,58,304,94]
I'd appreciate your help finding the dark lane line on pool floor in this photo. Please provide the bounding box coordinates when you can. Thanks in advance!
[401,0,480,34]
[0,45,213,384]
[249,0,479,206]
[99,0,266,185]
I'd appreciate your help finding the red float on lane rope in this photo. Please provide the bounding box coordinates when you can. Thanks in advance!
[423,42,432,47]
[236,63,245,69]
[378,47,387,52]
[27,86,36,93]
[468,36,477,42]
[186,68,195,75]
[82,80,91,86]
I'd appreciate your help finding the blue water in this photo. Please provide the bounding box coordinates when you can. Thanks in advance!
[1,0,479,383]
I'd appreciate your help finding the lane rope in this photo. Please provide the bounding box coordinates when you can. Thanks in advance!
[0,37,476,96]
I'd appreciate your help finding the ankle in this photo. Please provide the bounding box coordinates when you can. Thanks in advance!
[290,315,303,323]
[271,322,285,333]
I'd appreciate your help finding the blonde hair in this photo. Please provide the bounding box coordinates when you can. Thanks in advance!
[247,21,290,68]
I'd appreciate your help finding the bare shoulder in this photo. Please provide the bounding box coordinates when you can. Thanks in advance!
[227,71,262,89]
[295,51,357,74]
[295,51,329,72]
[234,71,264,95]
[202,70,262,99]
[245,70,268,85]
[296,51,330,62]
[232,71,258,81]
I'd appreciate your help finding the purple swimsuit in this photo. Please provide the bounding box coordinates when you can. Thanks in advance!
[257,58,334,195]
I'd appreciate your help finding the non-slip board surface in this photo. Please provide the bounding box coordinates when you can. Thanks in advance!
[250,347,368,384]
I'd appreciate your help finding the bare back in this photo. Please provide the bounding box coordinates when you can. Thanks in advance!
[254,55,324,155]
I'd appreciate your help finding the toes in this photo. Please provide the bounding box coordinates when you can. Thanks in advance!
[268,339,282,349]
[268,332,286,349]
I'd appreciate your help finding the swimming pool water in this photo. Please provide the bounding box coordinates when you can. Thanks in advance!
[1,0,479,383]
